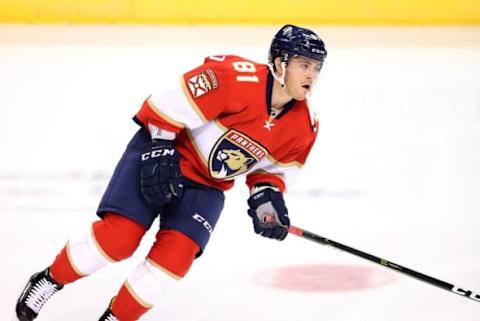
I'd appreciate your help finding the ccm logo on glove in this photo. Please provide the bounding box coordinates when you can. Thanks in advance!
[141,148,176,160]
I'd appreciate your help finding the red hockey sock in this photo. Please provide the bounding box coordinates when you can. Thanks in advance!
[148,229,200,278]
[112,284,150,321]
[92,213,147,261]
[50,245,83,285]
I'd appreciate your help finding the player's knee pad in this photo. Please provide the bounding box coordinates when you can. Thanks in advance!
[92,212,147,261]
[67,213,146,276]
[147,229,200,278]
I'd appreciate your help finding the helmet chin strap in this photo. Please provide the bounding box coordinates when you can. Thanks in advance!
[268,61,287,89]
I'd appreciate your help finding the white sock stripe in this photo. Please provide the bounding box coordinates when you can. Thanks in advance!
[124,281,152,309]
[67,228,111,275]
[146,258,182,281]
[126,260,179,307]
[65,241,88,277]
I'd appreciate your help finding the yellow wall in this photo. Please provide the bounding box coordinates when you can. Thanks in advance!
[1,0,479,25]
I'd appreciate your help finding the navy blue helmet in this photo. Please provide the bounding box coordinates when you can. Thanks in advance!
[269,24,327,66]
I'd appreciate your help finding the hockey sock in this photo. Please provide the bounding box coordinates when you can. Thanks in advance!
[92,213,147,261]
[112,229,199,320]
[147,229,199,278]
[50,246,82,284]
[112,282,150,321]
[50,213,146,284]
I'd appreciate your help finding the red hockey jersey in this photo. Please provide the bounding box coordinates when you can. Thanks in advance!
[135,55,318,192]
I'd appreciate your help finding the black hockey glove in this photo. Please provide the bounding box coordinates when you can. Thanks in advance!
[140,139,183,207]
[247,185,290,241]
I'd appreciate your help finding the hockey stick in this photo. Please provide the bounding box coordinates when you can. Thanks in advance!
[288,225,480,303]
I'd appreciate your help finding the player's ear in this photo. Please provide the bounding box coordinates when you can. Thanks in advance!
[274,57,283,73]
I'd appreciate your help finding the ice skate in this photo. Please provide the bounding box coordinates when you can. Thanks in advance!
[14,268,64,321]
[98,298,119,321]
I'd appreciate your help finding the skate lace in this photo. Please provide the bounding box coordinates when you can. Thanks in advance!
[24,278,60,313]
[105,314,118,321]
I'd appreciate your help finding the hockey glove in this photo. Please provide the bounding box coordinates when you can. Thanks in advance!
[140,139,183,207]
[247,185,290,240]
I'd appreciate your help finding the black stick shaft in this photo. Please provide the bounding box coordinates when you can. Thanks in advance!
[288,226,480,303]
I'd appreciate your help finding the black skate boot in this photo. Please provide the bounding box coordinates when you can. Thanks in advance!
[98,298,119,321]
[15,268,64,321]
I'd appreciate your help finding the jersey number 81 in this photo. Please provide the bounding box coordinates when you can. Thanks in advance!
[232,61,259,83]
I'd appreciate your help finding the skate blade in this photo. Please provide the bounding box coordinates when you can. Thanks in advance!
[13,276,30,321]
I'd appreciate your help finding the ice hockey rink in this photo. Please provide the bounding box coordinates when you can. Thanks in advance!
[1,25,479,320]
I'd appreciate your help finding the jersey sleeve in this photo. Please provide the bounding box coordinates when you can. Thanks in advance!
[246,121,318,193]
[135,59,232,133]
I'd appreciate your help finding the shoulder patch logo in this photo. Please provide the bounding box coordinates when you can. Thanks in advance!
[187,69,219,98]
[205,69,218,89]
[209,129,268,180]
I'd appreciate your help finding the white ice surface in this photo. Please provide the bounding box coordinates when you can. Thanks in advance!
[1,25,479,321]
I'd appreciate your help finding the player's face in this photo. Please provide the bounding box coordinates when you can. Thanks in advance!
[284,56,322,100]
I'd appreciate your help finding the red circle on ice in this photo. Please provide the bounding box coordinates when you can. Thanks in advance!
[253,264,397,292]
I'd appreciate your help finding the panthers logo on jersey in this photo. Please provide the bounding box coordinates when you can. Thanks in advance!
[209,129,268,180]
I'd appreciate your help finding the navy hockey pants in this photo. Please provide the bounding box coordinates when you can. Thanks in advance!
[97,128,225,255]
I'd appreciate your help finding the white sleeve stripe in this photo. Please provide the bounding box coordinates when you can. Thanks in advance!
[147,96,185,128]
[186,129,208,166]
[251,160,302,193]
[214,119,228,131]
[266,155,304,168]
[250,169,284,176]
[179,77,208,124]
[149,80,206,130]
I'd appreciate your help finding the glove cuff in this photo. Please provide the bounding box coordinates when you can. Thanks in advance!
[250,183,280,195]
[148,123,177,141]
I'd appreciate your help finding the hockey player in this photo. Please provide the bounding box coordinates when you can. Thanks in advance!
[14,24,327,321]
